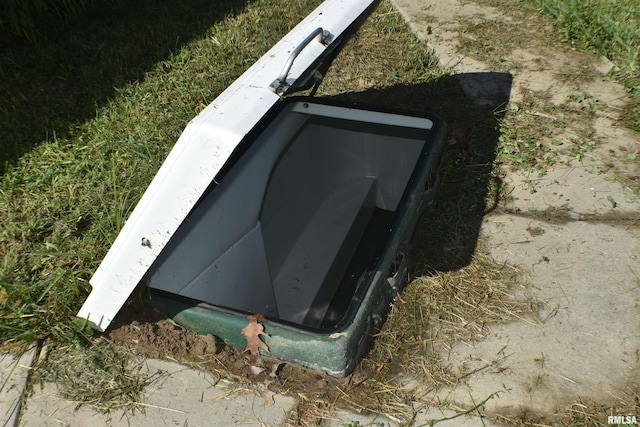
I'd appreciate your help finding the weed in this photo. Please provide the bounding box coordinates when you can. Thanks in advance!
[570,139,597,163]
[496,95,559,170]
[566,93,597,109]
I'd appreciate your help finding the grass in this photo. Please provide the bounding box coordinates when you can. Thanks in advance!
[528,0,640,131]
[0,0,96,43]
[493,386,640,426]
[530,0,639,74]
[0,0,255,176]
[365,250,529,388]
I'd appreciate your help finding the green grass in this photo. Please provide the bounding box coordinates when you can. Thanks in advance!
[0,0,96,42]
[0,0,255,177]
[526,0,640,130]
[531,0,639,73]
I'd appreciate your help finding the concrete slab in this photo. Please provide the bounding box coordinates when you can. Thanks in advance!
[323,409,399,426]
[390,0,501,73]
[0,350,36,427]
[412,406,502,427]
[20,358,297,427]
[426,215,640,418]
[504,166,638,217]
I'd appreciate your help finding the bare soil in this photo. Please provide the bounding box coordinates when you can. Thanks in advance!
[107,305,220,362]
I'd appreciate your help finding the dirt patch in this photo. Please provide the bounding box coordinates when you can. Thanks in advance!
[107,305,220,362]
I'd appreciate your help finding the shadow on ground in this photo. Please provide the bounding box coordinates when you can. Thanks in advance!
[0,0,252,176]
[325,71,513,273]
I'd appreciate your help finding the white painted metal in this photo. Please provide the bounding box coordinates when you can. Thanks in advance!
[77,0,379,331]
[289,102,434,128]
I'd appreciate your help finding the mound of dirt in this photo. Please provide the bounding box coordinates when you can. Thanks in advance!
[107,303,220,362]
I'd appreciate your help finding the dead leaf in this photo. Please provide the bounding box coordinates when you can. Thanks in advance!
[242,313,269,356]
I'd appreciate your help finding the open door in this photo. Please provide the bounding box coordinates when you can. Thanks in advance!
[77,0,381,332]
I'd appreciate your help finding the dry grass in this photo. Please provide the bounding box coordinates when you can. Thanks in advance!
[557,387,640,427]
[367,250,529,387]
[275,249,535,424]
[492,385,640,426]
[299,249,532,425]
[33,338,162,413]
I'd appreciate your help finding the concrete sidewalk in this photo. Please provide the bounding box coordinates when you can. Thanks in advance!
[2,348,496,426]
[390,0,639,422]
[2,0,638,425]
